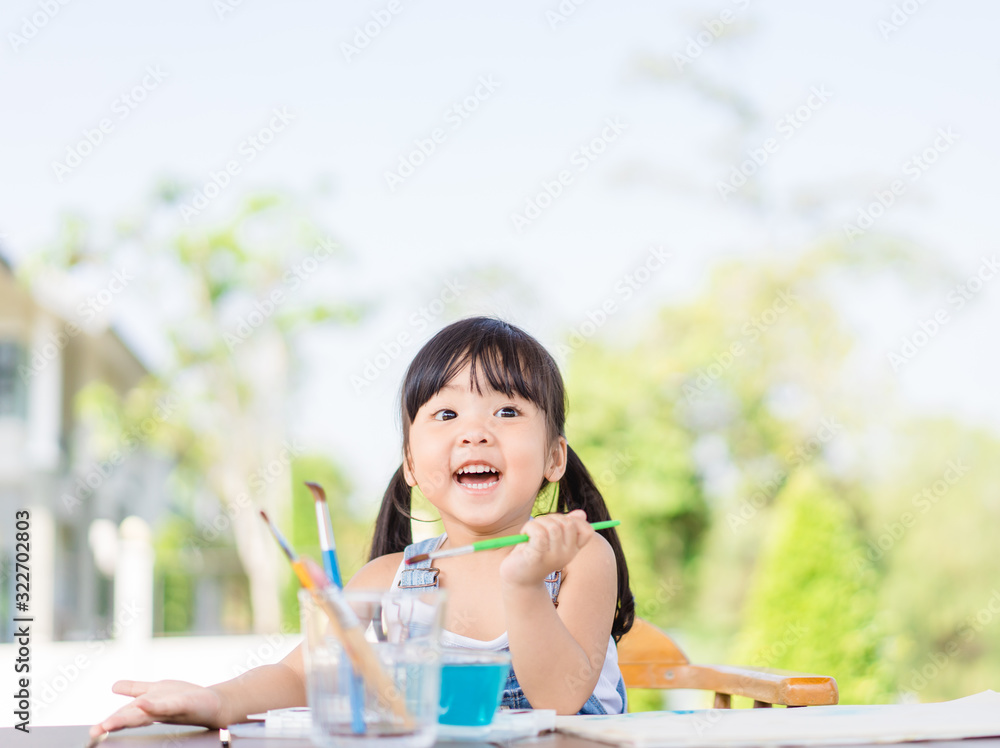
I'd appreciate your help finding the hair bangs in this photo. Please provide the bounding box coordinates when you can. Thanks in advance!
[465,338,544,404]
[401,318,562,431]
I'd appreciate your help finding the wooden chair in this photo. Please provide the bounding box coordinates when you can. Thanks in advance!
[617,618,838,709]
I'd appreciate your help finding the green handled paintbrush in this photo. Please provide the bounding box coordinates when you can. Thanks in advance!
[405,519,621,564]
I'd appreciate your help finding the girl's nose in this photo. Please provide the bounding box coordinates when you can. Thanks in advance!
[460,421,492,445]
[461,430,490,445]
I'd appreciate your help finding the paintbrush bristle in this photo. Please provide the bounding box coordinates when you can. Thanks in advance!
[305,481,327,503]
[406,553,430,565]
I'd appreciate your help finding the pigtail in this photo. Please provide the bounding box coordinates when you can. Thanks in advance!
[369,465,414,560]
[557,445,635,643]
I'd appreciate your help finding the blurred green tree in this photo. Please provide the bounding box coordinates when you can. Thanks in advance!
[864,417,1000,702]
[563,242,1000,705]
[541,6,1000,707]
[565,244,900,633]
[26,191,363,633]
[731,469,893,703]
[565,341,705,630]
[279,454,368,633]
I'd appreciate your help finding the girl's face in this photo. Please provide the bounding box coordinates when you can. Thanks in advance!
[402,363,567,535]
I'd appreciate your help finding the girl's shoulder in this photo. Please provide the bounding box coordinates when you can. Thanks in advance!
[565,528,616,577]
[346,551,405,590]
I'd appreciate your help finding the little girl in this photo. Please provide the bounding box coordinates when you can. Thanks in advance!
[90,316,634,739]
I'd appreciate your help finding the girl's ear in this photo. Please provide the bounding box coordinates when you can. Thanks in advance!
[402,451,417,487]
[544,435,568,482]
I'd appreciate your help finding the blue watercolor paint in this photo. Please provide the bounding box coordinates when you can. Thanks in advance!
[438,661,508,726]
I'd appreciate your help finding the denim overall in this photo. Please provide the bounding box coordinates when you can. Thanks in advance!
[398,534,627,714]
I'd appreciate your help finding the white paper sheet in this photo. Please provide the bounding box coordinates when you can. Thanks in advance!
[230,706,554,741]
[554,691,1000,747]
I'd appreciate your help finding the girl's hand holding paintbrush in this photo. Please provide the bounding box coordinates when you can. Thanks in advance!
[417,510,611,588]
[500,510,604,587]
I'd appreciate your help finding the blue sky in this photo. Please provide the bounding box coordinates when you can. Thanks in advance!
[2,0,998,502]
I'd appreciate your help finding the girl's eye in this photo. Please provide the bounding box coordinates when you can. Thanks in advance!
[495,406,519,418]
[433,409,457,421]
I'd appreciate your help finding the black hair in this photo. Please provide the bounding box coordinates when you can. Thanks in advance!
[370,316,634,642]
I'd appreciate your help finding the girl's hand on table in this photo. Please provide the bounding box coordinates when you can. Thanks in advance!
[89,679,227,739]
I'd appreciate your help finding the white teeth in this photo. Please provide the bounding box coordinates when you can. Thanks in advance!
[456,464,499,475]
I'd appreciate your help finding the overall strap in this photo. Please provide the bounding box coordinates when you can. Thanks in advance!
[398,535,444,589]
[398,533,562,605]
[543,569,563,607]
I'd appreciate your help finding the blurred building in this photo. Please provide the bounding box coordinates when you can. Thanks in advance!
[0,251,170,642]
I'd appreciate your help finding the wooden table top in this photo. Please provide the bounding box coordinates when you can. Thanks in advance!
[0,723,594,748]
[4,723,1000,748]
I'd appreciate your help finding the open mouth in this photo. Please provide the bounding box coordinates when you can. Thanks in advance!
[453,463,502,491]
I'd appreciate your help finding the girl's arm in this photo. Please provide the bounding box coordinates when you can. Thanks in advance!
[209,551,402,724]
[500,510,618,714]
[88,552,402,740]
